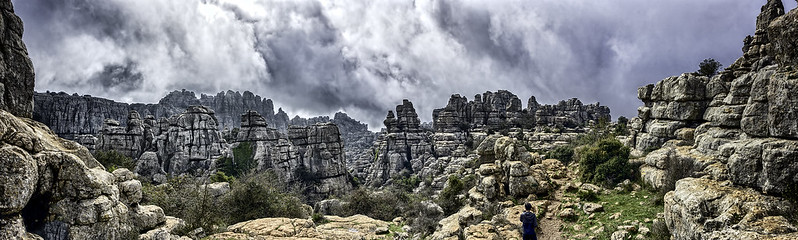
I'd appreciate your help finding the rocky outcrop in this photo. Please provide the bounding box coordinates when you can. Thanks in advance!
[665,178,797,239]
[0,1,34,118]
[155,106,227,175]
[635,1,798,238]
[234,111,353,201]
[433,91,610,133]
[33,89,286,138]
[534,98,611,129]
[364,99,438,187]
[207,214,393,239]
[290,112,378,178]
[0,109,183,239]
[468,135,551,204]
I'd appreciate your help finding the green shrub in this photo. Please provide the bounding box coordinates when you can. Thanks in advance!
[577,138,632,187]
[141,177,225,232]
[339,187,411,221]
[210,171,235,183]
[94,150,135,171]
[141,171,307,234]
[437,175,467,215]
[546,145,575,164]
[696,58,722,77]
[393,175,421,193]
[223,172,308,224]
[577,190,598,202]
[216,142,256,177]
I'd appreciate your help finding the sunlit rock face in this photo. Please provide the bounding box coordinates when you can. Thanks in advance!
[633,1,798,238]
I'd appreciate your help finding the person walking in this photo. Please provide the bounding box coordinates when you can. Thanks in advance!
[520,202,538,240]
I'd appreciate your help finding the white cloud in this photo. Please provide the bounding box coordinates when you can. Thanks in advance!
[14,0,797,130]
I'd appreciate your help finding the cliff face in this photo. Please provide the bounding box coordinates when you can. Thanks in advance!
[361,92,610,189]
[34,89,282,138]
[0,1,181,238]
[432,91,610,133]
[235,111,353,201]
[0,1,34,118]
[631,1,798,238]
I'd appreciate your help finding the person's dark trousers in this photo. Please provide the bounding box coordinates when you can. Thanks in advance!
[523,233,537,240]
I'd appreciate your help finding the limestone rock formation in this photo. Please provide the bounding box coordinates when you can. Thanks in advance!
[0,109,184,239]
[634,1,798,238]
[155,106,227,175]
[0,1,34,118]
[468,135,551,204]
[207,214,392,239]
[365,99,438,187]
[33,89,283,139]
[234,111,353,200]
[432,91,610,133]
[665,178,797,239]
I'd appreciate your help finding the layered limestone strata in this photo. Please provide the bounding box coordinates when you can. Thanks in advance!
[635,1,798,238]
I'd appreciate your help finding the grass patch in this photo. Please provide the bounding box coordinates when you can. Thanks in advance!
[561,187,663,240]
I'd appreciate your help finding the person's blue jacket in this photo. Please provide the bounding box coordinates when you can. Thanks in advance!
[520,211,538,235]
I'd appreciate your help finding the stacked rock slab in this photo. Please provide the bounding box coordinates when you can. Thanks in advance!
[0,1,183,237]
[636,1,798,238]
[365,100,437,187]
[432,91,610,133]
[467,135,550,206]
[96,111,151,158]
[0,1,34,118]
[235,111,353,201]
[155,106,227,175]
[33,89,284,138]
[534,98,611,129]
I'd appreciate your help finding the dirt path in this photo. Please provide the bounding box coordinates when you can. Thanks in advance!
[538,178,566,240]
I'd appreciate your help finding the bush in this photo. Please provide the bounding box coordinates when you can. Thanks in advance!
[94,150,135,172]
[546,145,575,164]
[696,58,722,77]
[141,171,307,234]
[393,175,421,193]
[141,177,225,232]
[577,190,598,202]
[577,138,632,187]
[223,172,308,224]
[339,187,411,221]
[437,175,469,215]
[216,142,256,178]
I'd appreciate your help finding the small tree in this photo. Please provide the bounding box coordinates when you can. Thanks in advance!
[696,58,722,77]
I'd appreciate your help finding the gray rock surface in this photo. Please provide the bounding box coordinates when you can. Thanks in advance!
[432,91,610,133]
[0,1,34,118]
[635,2,798,238]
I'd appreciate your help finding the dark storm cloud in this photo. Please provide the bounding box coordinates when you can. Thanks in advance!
[13,0,798,130]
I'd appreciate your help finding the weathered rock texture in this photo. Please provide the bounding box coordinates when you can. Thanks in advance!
[432,91,610,133]
[635,1,798,238]
[34,89,285,139]
[0,1,34,118]
[207,214,392,239]
[467,135,552,204]
[0,91,180,240]
[235,111,353,200]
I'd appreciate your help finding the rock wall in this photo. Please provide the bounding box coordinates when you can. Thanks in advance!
[33,89,285,138]
[0,1,183,237]
[364,100,438,187]
[234,111,353,201]
[432,90,610,133]
[0,1,34,118]
[634,1,798,238]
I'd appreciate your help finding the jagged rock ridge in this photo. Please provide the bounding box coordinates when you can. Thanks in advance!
[630,1,798,238]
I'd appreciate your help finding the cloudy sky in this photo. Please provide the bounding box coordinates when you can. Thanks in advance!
[13,0,797,130]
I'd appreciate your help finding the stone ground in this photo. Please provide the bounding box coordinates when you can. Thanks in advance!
[537,169,573,240]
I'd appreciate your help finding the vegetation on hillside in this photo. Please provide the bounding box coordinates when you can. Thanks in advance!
[94,150,135,172]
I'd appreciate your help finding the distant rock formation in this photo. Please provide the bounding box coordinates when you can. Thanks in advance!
[34,89,283,138]
[433,91,610,133]
[234,111,353,200]
[632,1,798,238]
